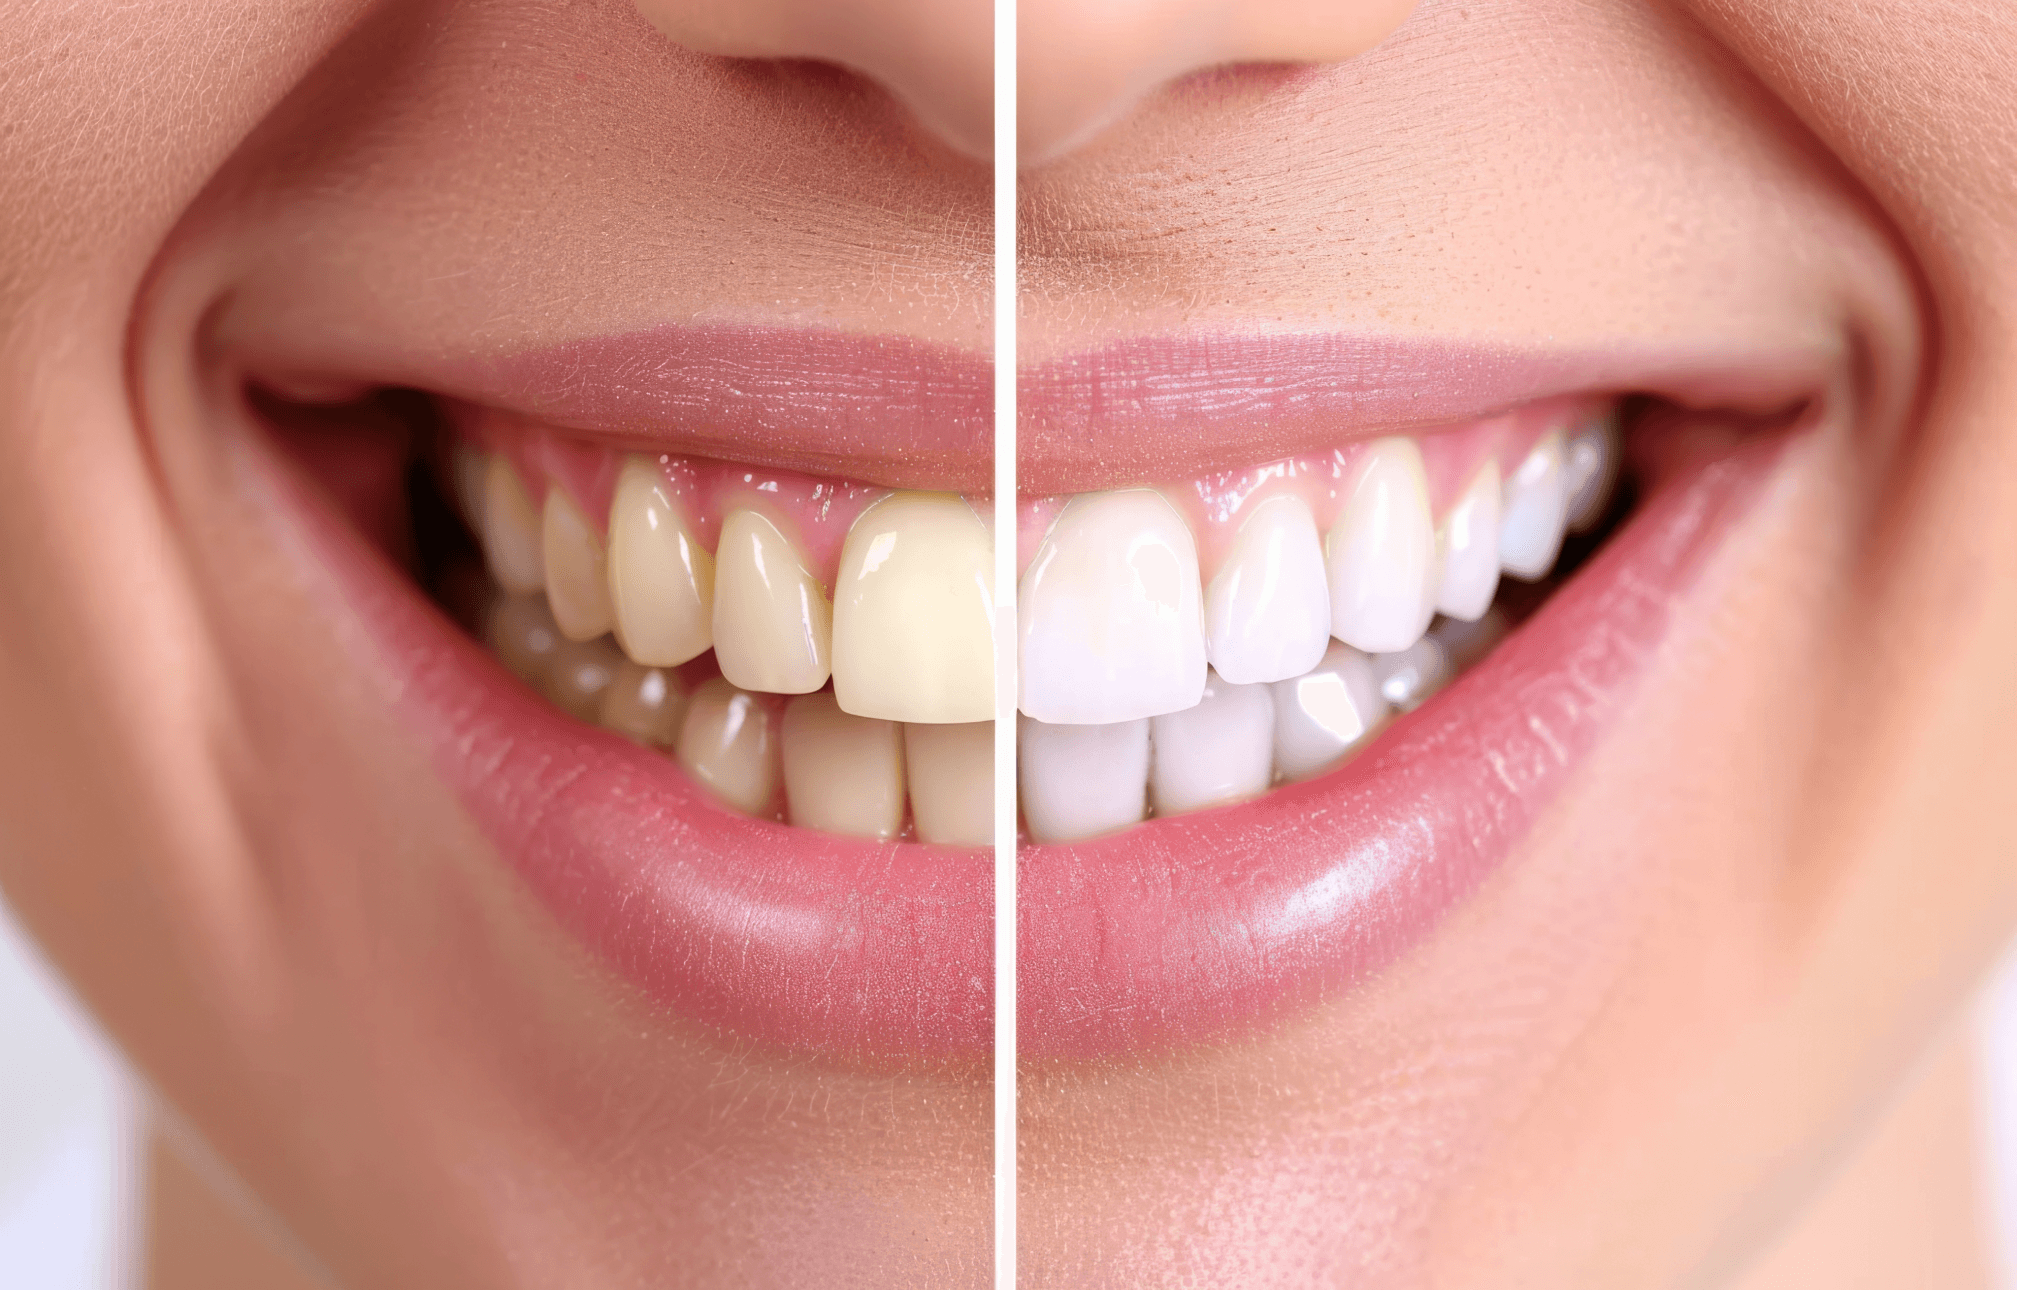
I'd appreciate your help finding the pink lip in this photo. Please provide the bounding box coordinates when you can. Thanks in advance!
[1018,427,1783,1059]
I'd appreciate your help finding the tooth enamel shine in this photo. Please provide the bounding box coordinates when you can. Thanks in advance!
[1019,715,1150,844]
[1149,670,1275,816]
[712,509,832,695]
[1498,430,1569,581]
[1434,462,1502,622]
[607,455,714,668]
[542,485,614,641]
[1205,494,1332,686]
[1326,438,1438,655]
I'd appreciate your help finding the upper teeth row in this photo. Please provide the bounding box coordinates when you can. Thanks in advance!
[1018,414,1617,726]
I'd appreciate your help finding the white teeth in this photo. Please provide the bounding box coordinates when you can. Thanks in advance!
[1498,430,1569,581]
[711,509,832,695]
[1326,438,1438,655]
[675,678,781,817]
[597,660,690,746]
[606,456,715,668]
[480,457,546,595]
[1018,715,1150,843]
[1565,413,1622,533]
[547,635,626,722]
[904,721,994,846]
[542,486,614,642]
[1019,489,1207,724]
[831,491,994,724]
[486,593,562,686]
[1204,494,1332,686]
[1270,640,1386,781]
[1369,635,1452,713]
[1148,670,1275,817]
[1434,462,1502,623]
[780,693,906,839]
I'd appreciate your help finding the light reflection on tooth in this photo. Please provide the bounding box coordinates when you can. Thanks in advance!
[481,457,545,595]
[598,660,689,746]
[1019,489,1206,724]
[712,509,832,695]
[904,721,993,846]
[831,491,994,724]
[676,678,781,817]
[1370,636,1452,713]
[1019,715,1150,844]
[780,693,906,839]
[607,456,714,668]
[1434,462,1502,622]
[1498,430,1569,581]
[486,593,562,686]
[548,635,625,722]
[543,486,614,641]
[1149,670,1275,817]
[1565,413,1622,532]
[1205,494,1332,686]
[1326,438,1438,654]
[1271,640,1387,781]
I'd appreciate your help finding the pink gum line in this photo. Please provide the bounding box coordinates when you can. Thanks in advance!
[1015,395,1611,578]
[450,404,981,587]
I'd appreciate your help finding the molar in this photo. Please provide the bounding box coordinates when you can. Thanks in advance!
[1019,715,1150,844]
[1325,438,1438,654]
[831,491,994,725]
[606,456,715,668]
[1203,493,1332,686]
[780,693,907,839]
[712,509,832,695]
[1148,670,1275,817]
[1019,489,1206,724]
[542,485,614,641]
[904,721,994,846]
[676,678,782,817]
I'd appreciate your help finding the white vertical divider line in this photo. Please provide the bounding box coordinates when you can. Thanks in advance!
[992,0,1017,1280]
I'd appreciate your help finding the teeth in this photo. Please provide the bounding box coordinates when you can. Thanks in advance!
[542,486,615,641]
[904,721,994,846]
[1498,430,1569,581]
[1018,715,1150,843]
[831,492,994,724]
[1326,438,1438,655]
[712,509,832,695]
[1565,414,1622,533]
[1434,462,1502,622]
[547,635,625,722]
[1148,670,1275,817]
[481,457,546,595]
[606,456,714,668]
[486,592,562,686]
[1270,640,1386,781]
[1369,635,1452,713]
[452,444,489,532]
[1431,605,1510,672]
[1019,489,1206,724]
[1204,494,1332,686]
[597,660,689,746]
[675,678,781,816]
[779,693,907,839]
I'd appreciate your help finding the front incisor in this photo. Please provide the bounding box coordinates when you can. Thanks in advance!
[780,693,906,839]
[712,509,832,694]
[607,456,714,667]
[831,492,994,724]
[903,721,993,846]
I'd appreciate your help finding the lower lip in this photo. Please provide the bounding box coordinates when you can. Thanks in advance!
[1017,427,1783,1059]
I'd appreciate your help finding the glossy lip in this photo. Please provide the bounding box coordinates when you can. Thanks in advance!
[1018,332,1822,492]
[1018,422,1786,1059]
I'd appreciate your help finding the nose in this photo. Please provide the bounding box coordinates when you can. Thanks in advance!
[1019,0,1421,162]
[633,0,995,160]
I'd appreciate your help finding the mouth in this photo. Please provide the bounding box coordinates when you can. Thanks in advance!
[242,323,999,1063]
[1014,334,1820,1058]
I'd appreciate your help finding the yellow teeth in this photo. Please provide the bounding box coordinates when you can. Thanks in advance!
[676,678,782,816]
[598,660,690,747]
[547,636,625,722]
[831,491,995,724]
[780,693,907,839]
[606,456,714,668]
[542,486,614,641]
[903,721,994,846]
[481,458,545,595]
[712,509,833,695]
[487,593,562,686]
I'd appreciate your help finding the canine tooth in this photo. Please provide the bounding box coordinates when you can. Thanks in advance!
[1019,716,1150,843]
[452,444,488,531]
[1205,494,1331,685]
[542,486,614,641]
[780,693,906,839]
[1434,462,1502,622]
[606,456,714,667]
[1326,438,1438,654]
[831,492,994,724]
[1149,670,1275,817]
[904,721,993,846]
[1271,640,1387,780]
[481,457,545,595]
[1019,489,1206,724]
[548,635,625,722]
[676,678,781,816]
[598,660,689,746]
[1498,430,1569,580]
[1565,413,1622,532]
[487,593,562,686]
[1370,636,1452,713]
[712,509,832,695]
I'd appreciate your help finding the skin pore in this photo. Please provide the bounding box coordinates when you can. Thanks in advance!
[1,2,2014,1288]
